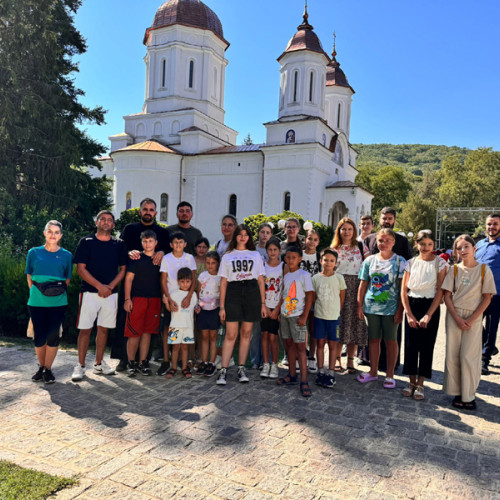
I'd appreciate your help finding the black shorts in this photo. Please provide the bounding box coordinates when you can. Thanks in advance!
[225,280,261,323]
[261,312,279,334]
[196,308,221,330]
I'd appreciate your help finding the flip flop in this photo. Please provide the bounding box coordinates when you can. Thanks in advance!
[383,377,396,389]
[357,373,378,383]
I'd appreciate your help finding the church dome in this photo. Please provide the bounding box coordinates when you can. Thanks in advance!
[326,47,355,93]
[144,0,226,44]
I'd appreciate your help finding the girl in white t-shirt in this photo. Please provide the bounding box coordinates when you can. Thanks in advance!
[216,224,266,386]
[195,251,221,378]
[401,230,447,400]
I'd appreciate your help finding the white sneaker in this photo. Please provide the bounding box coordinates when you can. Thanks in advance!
[282,354,289,366]
[237,366,249,383]
[93,359,115,375]
[216,368,227,385]
[72,364,85,382]
[214,355,222,370]
[269,363,279,379]
[307,357,318,373]
[260,363,271,378]
[296,360,300,373]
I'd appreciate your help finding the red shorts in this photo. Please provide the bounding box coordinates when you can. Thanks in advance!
[124,297,162,337]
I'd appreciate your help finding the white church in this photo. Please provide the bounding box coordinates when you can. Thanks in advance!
[97,0,372,242]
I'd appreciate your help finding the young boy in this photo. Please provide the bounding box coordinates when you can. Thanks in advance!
[123,230,162,376]
[164,267,198,378]
[312,249,346,388]
[278,246,314,397]
[159,232,197,375]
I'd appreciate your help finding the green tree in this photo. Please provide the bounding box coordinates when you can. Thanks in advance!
[242,134,254,145]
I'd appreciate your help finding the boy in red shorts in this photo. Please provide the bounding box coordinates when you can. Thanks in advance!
[123,230,162,375]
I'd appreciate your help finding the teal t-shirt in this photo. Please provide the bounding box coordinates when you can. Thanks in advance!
[359,253,406,315]
[25,246,73,307]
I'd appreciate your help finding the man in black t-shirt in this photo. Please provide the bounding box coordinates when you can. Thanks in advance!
[71,211,128,382]
[167,201,203,255]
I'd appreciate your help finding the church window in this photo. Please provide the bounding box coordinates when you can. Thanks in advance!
[154,122,162,137]
[126,192,132,210]
[293,70,298,102]
[284,191,291,211]
[309,71,314,102]
[136,123,145,138]
[337,102,342,128]
[161,59,166,88]
[229,194,237,217]
[189,60,194,89]
[212,67,218,99]
[160,193,168,222]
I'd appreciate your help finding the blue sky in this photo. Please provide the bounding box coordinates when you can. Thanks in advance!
[74,0,500,153]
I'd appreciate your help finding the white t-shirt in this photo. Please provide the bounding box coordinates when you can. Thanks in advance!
[406,257,448,299]
[198,271,221,310]
[169,290,197,329]
[312,273,347,320]
[264,262,284,309]
[219,249,265,282]
[160,252,196,294]
[281,269,313,318]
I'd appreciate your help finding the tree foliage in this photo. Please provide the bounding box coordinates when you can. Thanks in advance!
[242,134,254,145]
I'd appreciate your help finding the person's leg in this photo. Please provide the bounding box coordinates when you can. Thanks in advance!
[316,339,326,370]
[35,346,46,367]
[365,314,382,377]
[270,334,279,364]
[162,325,170,362]
[262,331,270,364]
[209,330,218,363]
[287,339,297,377]
[181,344,189,371]
[43,346,59,370]
[385,340,398,379]
[95,326,109,365]
[403,311,419,378]
[346,343,357,369]
[296,342,308,382]
[249,321,262,368]
[139,334,151,362]
[127,336,140,361]
[201,330,210,362]
[170,344,181,371]
[328,341,339,371]
[482,295,500,366]
[77,329,92,366]
[417,305,440,381]
[443,312,463,397]
[460,314,483,403]
[368,339,381,377]
[222,322,238,367]
[238,321,253,366]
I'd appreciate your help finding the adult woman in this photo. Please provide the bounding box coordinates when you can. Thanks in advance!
[217,224,266,385]
[331,218,369,373]
[214,215,237,258]
[25,220,72,384]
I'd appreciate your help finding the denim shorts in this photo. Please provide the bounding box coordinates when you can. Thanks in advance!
[313,317,339,341]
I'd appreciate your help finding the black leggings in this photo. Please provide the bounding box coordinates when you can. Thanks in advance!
[28,306,66,348]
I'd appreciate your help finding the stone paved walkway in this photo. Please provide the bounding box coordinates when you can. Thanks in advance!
[1,310,499,499]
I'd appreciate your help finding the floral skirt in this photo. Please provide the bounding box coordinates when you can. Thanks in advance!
[339,274,367,346]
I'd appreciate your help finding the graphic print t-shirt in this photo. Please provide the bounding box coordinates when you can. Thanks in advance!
[281,269,313,318]
[198,271,221,310]
[264,262,284,309]
[219,249,265,282]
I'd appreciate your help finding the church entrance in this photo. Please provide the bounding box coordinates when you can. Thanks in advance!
[329,201,348,228]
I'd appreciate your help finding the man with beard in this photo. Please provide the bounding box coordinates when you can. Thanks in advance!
[72,211,128,381]
[476,214,500,375]
[167,201,203,255]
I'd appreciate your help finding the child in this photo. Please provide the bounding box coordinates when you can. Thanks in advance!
[260,238,285,379]
[357,229,406,389]
[401,230,447,400]
[159,231,197,375]
[255,222,273,263]
[194,237,209,279]
[216,224,266,386]
[196,251,221,377]
[442,234,496,410]
[123,230,162,376]
[312,249,346,388]
[277,246,314,397]
[300,229,321,374]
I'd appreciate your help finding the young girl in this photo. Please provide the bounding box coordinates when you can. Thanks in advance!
[196,251,221,377]
[331,217,369,374]
[357,229,406,389]
[255,222,273,263]
[260,238,285,379]
[442,234,496,410]
[300,229,321,373]
[194,237,210,278]
[217,224,266,385]
[401,230,448,400]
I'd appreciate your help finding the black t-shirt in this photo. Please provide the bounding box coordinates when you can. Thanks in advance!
[168,224,203,255]
[127,253,161,298]
[74,235,128,293]
[120,222,171,254]
[364,232,413,261]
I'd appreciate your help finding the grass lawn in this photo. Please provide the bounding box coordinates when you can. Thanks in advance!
[0,460,77,500]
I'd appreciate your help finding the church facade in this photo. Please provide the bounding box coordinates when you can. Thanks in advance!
[96,0,372,242]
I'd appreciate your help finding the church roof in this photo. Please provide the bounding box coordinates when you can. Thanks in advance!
[113,140,178,154]
[326,45,355,93]
[201,144,263,155]
[144,0,227,46]
[326,180,371,195]
[278,6,329,62]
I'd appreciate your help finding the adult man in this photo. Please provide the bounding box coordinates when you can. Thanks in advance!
[364,207,412,260]
[358,215,374,242]
[113,198,171,370]
[167,201,203,255]
[72,211,128,381]
[476,213,500,375]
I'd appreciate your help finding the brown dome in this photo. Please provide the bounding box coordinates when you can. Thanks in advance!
[144,0,227,45]
[326,50,355,93]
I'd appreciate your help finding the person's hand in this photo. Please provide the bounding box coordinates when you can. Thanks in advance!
[97,284,112,298]
[394,309,403,325]
[152,251,165,266]
[162,295,169,308]
[219,308,226,323]
[195,305,201,314]
[128,250,141,260]
[270,308,280,320]
[357,305,365,321]
[261,304,267,319]
[418,314,431,328]
[407,314,419,329]
[169,298,179,312]
[461,317,473,330]
[124,299,133,313]
[297,314,306,327]
[181,297,190,309]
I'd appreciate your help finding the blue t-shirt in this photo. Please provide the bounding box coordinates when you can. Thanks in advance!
[359,253,406,315]
[25,246,73,307]
[476,237,500,296]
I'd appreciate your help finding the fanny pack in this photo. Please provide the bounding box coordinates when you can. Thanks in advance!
[33,281,67,297]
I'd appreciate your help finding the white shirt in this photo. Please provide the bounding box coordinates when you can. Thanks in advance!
[406,257,448,299]
[198,271,221,310]
[264,262,284,309]
[281,269,314,318]
[160,252,196,294]
[169,290,197,329]
[219,249,265,282]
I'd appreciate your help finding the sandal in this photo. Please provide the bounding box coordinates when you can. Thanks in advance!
[182,368,192,379]
[462,399,476,411]
[357,372,378,383]
[334,357,344,372]
[413,385,424,400]
[277,373,298,385]
[402,383,416,397]
[346,357,359,374]
[165,368,177,379]
[300,381,312,398]
[452,396,464,408]
[383,377,396,389]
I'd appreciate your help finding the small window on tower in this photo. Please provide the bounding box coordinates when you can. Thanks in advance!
[309,71,314,102]
[161,59,166,88]
[284,192,291,211]
[293,70,298,102]
[229,194,237,217]
[189,60,194,89]
[337,102,342,128]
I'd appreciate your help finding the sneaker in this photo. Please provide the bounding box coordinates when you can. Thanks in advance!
[93,359,115,375]
[216,368,227,385]
[157,361,170,376]
[204,363,217,377]
[127,360,138,376]
[71,364,85,382]
[296,360,300,373]
[315,373,326,387]
[482,362,490,376]
[32,366,44,382]
[237,366,249,383]
[214,355,223,370]
[260,363,271,378]
[323,373,336,389]
[269,363,279,379]
[138,360,152,376]
[115,359,128,372]
[43,369,55,384]
[282,354,289,366]
[196,362,207,375]
[307,357,318,373]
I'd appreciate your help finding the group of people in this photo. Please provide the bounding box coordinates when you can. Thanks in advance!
[25,200,499,409]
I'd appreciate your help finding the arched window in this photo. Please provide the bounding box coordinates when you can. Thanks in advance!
[136,123,145,138]
[171,120,180,135]
[212,67,218,98]
[229,194,237,217]
[309,71,314,102]
[337,102,342,128]
[284,191,291,211]
[154,122,162,137]
[126,192,132,210]
[161,59,166,88]
[293,70,299,102]
[160,193,168,222]
[188,60,194,89]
